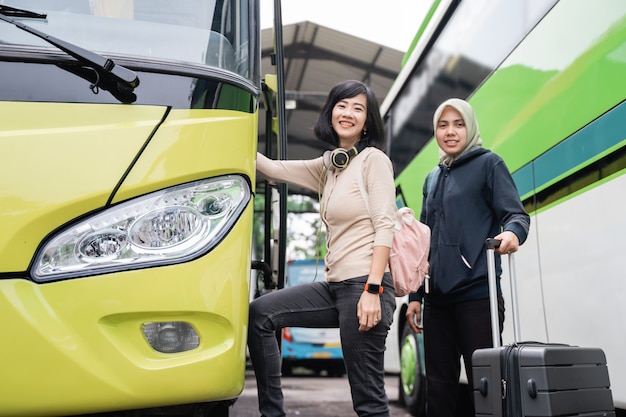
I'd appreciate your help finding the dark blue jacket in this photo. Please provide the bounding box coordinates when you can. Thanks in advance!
[409,148,530,304]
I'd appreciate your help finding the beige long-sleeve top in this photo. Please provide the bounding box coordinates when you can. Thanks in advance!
[256,147,396,282]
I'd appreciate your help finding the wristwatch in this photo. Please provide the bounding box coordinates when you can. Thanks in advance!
[364,283,384,294]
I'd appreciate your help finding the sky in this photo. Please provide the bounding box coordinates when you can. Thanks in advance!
[259,0,432,52]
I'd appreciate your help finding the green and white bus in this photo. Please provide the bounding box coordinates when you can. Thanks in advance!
[381,0,626,415]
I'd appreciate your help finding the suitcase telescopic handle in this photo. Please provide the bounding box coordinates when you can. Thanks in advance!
[485,238,521,347]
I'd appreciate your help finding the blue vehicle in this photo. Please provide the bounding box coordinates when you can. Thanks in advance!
[281,259,345,377]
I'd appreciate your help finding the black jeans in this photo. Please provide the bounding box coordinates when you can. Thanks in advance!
[422,297,505,417]
[247,274,396,417]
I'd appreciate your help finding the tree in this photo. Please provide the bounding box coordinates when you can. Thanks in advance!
[253,193,324,261]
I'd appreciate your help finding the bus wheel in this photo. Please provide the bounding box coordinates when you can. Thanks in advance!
[398,320,426,416]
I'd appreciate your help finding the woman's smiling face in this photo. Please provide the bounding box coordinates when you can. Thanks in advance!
[436,106,467,156]
[331,93,367,147]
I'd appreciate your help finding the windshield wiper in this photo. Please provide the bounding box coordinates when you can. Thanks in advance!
[0,4,140,103]
[0,4,46,19]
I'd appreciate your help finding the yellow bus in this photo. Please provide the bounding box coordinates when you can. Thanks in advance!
[0,1,285,416]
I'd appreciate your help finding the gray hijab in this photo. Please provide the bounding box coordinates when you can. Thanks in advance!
[433,98,483,166]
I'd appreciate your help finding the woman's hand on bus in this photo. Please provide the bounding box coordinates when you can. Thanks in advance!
[406,301,423,333]
[357,292,382,332]
[493,231,520,255]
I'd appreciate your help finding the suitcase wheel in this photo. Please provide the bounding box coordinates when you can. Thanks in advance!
[527,379,537,399]
[479,377,488,396]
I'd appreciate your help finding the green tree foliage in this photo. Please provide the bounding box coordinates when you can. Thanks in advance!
[253,193,325,261]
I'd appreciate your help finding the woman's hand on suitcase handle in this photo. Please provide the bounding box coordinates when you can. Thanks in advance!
[492,231,520,255]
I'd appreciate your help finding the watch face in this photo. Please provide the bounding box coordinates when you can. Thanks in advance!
[365,283,382,294]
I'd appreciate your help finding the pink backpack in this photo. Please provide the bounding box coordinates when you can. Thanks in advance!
[357,159,431,297]
[387,207,430,296]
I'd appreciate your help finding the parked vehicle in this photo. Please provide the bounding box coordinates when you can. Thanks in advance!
[281,259,345,377]
[381,0,626,415]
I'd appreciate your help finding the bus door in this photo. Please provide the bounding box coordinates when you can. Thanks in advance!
[253,0,288,295]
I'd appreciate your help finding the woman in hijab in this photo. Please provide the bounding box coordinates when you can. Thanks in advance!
[406,98,530,416]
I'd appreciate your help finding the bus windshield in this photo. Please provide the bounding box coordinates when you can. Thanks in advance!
[0,0,252,79]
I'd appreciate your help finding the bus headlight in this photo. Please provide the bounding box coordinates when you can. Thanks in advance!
[31,175,250,281]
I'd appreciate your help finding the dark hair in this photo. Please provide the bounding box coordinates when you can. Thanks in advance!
[313,80,387,151]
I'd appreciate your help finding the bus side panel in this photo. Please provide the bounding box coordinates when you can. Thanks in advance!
[529,172,626,408]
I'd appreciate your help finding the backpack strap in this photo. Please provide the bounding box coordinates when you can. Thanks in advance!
[357,155,371,215]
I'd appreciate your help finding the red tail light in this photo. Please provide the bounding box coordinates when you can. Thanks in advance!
[282,327,293,343]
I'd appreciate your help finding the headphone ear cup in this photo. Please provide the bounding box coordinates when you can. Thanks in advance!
[323,150,335,170]
[323,146,360,171]
[330,148,351,170]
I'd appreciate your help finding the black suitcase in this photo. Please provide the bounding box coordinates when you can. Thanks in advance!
[471,239,615,417]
